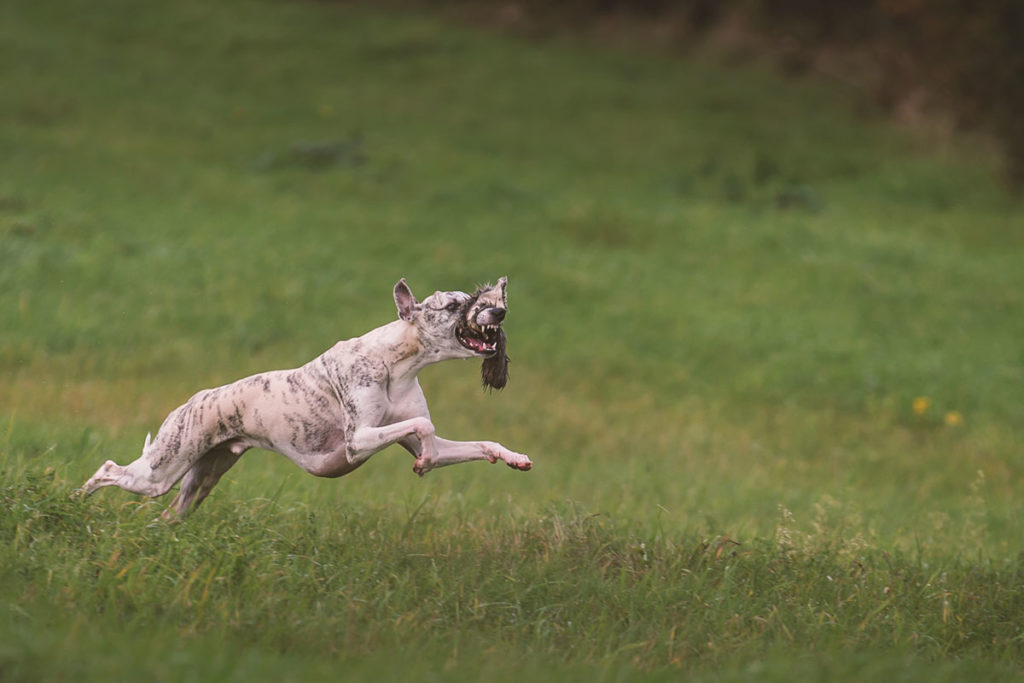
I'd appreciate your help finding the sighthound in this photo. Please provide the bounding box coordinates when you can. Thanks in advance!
[81,277,532,518]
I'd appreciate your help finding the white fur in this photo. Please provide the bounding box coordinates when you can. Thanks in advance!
[80,278,531,519]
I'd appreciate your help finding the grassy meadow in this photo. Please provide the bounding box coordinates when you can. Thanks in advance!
[2,0,1023,680]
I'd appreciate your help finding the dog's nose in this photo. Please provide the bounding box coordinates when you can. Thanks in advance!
[476,307,506,326]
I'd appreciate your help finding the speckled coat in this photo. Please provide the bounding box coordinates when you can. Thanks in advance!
[82,278,531,518]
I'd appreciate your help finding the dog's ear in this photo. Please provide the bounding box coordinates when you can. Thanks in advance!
[496,276,508,307]
[393,278,419,323]
[481,328,509,391]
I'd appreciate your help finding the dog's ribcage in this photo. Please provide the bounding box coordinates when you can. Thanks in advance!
[149,342,392,471]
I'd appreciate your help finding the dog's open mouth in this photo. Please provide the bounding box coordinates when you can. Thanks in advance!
[456,320,501,356]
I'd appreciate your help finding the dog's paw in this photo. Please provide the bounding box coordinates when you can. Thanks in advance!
[503,452,532,471]
[159,508,185,524]
[413,456,432,477]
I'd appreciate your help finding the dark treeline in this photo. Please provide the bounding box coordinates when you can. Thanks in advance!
[425,0,1024,191]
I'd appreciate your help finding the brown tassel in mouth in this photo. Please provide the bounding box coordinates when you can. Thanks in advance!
[480,327,509,391]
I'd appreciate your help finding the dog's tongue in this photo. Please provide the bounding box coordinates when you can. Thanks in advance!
[464,335,495,356]
[465,336,494,352]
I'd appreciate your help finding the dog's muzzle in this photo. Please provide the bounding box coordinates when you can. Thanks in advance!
[457,306,505,356]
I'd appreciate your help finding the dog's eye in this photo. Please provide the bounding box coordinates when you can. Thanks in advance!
[445,302,460,312]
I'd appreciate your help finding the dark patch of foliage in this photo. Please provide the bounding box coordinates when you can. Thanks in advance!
[423,0,1024,192]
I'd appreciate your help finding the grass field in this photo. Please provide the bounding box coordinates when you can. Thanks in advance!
[2,0,1023,680]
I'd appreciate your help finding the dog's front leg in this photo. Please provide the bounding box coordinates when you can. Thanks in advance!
[347,417,437,473]
[418,437,532,473]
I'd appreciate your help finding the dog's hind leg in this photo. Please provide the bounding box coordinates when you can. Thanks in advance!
[81,427,205,499]
[81,457,179,498]
[80,433,178,498]
[161,442,246,520]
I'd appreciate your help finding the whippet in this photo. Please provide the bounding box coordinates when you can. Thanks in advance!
[81,277,531,518]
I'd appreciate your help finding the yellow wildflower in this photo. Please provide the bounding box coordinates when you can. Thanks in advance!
[944,411,964,427]
[912,396,931,416]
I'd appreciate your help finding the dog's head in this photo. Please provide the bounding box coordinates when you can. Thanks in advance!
[393,277,511,390]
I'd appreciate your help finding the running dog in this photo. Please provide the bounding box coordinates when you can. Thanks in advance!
[81,277,531,518]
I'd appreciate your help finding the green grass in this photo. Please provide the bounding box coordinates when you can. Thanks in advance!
[2,0,1023,680]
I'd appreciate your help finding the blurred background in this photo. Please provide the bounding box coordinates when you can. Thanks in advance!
[2,0,1021,539]
[451,0,1024,187]
[2,1,1023,678]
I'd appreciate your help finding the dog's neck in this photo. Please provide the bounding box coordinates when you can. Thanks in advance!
[354,320,437,384]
